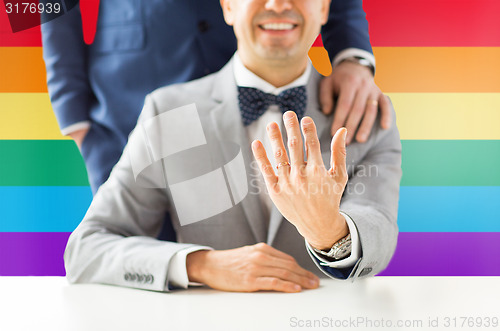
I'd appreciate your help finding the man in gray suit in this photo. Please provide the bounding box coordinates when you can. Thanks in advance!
[65,0,401,293]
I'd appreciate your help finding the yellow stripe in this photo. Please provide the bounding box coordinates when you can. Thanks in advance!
[0,93,69,140]
[1,93,500,140]
[389,93,500,140]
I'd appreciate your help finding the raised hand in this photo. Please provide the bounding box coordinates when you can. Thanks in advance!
[251,111,349,251]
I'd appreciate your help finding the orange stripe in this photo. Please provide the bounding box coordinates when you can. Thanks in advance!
[0,47,47,93]
[308,47,332,77]
[374,47,500,93]
[1,47,500,93]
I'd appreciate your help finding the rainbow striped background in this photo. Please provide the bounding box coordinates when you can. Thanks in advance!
[1,0,499,276]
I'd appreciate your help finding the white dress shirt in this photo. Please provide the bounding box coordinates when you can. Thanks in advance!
[166,53,361,289]
[332,48,376,70]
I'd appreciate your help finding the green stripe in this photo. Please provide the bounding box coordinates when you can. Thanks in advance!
[0,140,89,186]
[401,140,500,186]
[0,140,499,186]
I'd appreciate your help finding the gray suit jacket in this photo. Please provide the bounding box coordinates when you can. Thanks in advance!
[64,58,402,291]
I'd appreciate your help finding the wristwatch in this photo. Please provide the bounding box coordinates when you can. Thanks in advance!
[312,233,352,260]
[338,56,375,75]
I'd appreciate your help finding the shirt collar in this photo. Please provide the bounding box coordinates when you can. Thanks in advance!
[233,52,311,96]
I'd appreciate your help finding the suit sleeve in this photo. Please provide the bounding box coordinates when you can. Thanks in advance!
[342,103,401,280]
[64,95,203,292]
[310,103,402,281]
[321,0,373,60]
[41,5,93,133]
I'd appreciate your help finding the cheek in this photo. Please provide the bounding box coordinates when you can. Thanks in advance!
[237,17,254,38]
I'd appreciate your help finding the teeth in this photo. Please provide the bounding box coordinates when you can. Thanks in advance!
[261,23,295,31]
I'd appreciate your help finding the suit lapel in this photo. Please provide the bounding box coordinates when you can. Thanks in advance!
[266,205,283,244]
[209,59,268,243]
[305,70,331,152]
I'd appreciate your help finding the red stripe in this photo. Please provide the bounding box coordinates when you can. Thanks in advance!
[80,0,100,45]
[3,1,500,47]
[365,0,500,46]
[0,5,41,46]
[311,34,324,47]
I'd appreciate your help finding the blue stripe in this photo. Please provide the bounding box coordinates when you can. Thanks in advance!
[0,186,499,232]
[0,186,92,232]
[397,186,500,232]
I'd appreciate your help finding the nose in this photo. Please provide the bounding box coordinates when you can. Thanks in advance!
[264,0,293,14]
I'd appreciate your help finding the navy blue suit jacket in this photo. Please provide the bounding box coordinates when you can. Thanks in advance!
[42,0,372,192]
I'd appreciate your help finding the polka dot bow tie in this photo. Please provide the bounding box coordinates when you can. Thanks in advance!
[237,86,307,126]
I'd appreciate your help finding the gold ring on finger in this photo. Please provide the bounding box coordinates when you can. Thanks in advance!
[276,161,290,170]
[368,99,378,106]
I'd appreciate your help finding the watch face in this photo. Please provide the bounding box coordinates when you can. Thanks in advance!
[333,242,352,259]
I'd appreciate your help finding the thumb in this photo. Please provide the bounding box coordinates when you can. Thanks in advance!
[330,127,347,179]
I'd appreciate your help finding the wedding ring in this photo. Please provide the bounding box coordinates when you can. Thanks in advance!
[368,99,378,106]
[276,161,290,169]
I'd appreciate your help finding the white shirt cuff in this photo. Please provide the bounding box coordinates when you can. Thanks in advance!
[332,48,376,71]
[305,211,361,269]
[166,246,213,289]
[60,121,91,136]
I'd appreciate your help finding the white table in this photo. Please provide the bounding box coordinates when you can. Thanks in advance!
[1,277,499,331]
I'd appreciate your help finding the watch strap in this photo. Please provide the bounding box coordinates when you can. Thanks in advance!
[338,56,375,75]
[312,233,352,261]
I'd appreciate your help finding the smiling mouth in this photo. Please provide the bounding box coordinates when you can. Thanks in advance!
[258,23,298,31]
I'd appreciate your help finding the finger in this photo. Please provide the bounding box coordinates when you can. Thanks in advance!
[252,244,319,282]
[331,85,355,136]
[344,88,369,145]
[379,94,392,129]
[301,117,324,166]
[283,111,304,169]
[251,140,278,187]
[266,122,290,175]
[319,76,334,115]
[254,277,302,293]
[330,127,348,181]
[260,256,319,283]
[253,242,295,262]
[355,96,378,143]
[257,266,319,290]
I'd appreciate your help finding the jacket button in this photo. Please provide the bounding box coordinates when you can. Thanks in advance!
[198,20,210,33]
[359,267,373,277]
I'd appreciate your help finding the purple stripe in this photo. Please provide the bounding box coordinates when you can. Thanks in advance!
[0,233,69,276]
[1,232,499,276]
[378,233,500,276]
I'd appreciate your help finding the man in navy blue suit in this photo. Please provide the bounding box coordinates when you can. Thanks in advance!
[42,0,390,194]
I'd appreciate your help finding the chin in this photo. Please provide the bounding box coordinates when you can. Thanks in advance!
[256,45,299,61]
